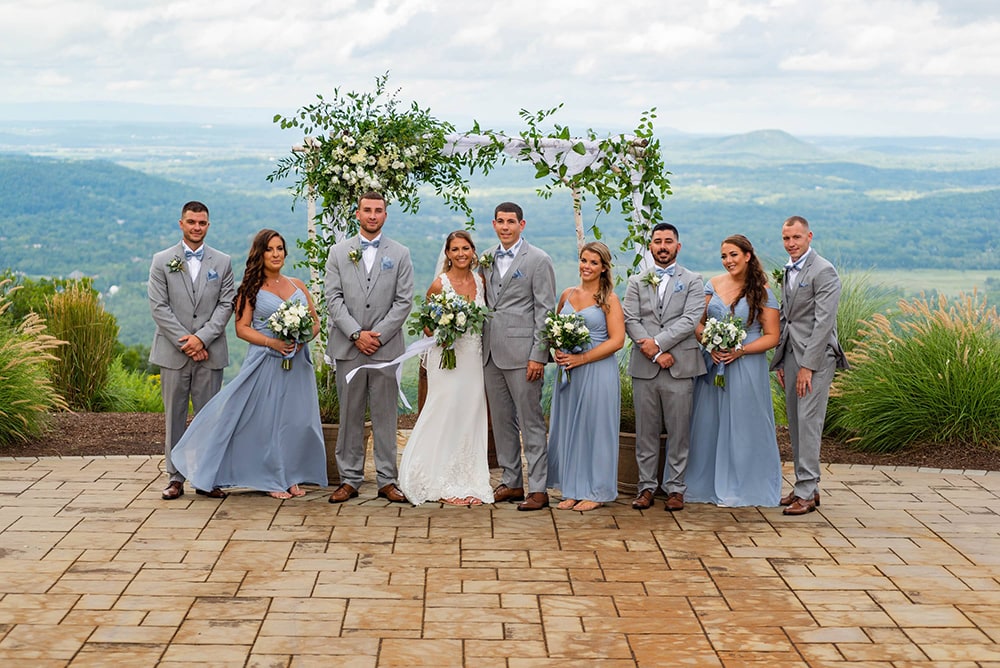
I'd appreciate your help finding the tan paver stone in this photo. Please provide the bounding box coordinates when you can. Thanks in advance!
[74,594,119,610]
[160,641,252,663]
[425,592,499,608]
[545,630,632,658]
[215,540,294,570]
[343,599,422,630]
[425,604,540,625]
[252,635,380,656]
[628,633,722,666]
[69,642,166,666]
[540,594,617,618]
[378,637,462,665]
[187,596,271,620]
[143,610,188,627]
[88,623,178,643]
[173,617,262,644]
[463,638,550,658]
[811,610,896,626]
[787,625,870,643]
[0,623,94,658]
[722,589,805,611]
[838,641,929,661]
[63,609,146,626]
[239,571,318,598]
[881,602,974,627]
[259,616,344,637]
[700,609,816,629]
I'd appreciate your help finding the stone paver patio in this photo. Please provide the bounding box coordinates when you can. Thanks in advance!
[2,438,1000,666]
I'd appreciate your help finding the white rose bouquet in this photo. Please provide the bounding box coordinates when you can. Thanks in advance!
[266,299,314,370]
[407,289,489,370]
[701,314,748,387]
[541,311,591,384]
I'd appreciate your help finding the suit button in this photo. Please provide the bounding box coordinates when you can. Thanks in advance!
[366,304,370,308]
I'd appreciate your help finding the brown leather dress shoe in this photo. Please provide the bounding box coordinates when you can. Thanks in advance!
[492,484,525,503]
[328,483,359,504]
[516,492,549,511]
[195,487,227,499]
[377,483,408,503]
[783,497,817,515]
[780,491,821,507]
[161,480,184,500]
[632,489,655,510]
[664,492,684,512]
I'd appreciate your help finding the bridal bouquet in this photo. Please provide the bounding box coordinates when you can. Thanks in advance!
[541,311,591,384]
[407,290,489,370]
[701,314,748,387]
[266,299,314,370]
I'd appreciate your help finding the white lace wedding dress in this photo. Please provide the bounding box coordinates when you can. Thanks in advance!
[398,273,495,505]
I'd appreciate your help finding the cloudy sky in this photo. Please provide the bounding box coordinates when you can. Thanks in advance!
[2,0,999,136]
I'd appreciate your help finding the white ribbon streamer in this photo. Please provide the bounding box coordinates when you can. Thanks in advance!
[344,336,437,410]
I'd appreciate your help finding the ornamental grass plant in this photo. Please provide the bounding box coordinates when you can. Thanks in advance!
[828,291,1000,452]
[0,281,68,445]
[45,283,119,411]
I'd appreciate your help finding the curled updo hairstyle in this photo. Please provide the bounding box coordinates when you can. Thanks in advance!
[722,234,768,326]
[581,241,614,312]
[235,229,287,319]
[443,230,477,270]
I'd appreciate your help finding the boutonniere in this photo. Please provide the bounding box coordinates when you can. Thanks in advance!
[673,281,685,293]
[479,253,494,269]
[771,268,784,287]
[166,256,184,273]
[348,248,363,264]
[641,271,661,288]
[381,257,394,271]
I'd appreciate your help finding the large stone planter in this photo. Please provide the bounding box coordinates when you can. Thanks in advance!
[322,422,372,486]
[617,432,668,495]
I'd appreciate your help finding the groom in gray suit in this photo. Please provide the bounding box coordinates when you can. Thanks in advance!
[623,223,706,512]
[148,201,235,500]
[770,215,848,515]
[482,202,556,511]
[326,191,414,504]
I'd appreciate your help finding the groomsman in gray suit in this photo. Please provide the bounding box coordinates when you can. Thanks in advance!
[623,223,706,512]
[326,191,414,504]
[770,215,848,515]
[482,202,556,511]
[148,201,235,500]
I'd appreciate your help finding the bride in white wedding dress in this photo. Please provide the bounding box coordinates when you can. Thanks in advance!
[398,230,495,506]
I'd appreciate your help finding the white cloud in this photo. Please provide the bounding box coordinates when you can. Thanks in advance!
[1,0,999,135]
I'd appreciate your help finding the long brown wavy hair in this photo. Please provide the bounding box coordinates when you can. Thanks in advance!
[234,229,286,319]
[580,241,614,312]
[721,234,768,326]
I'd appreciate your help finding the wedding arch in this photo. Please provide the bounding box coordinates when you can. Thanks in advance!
[268,75,673,295]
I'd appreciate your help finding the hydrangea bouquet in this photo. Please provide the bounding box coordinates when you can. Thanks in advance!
[407,289,490,370]
[701,314,748,387]
[266,299,314,370]
[541,311,591,384]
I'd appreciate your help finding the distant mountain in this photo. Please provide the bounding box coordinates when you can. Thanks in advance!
[665,129,828,162]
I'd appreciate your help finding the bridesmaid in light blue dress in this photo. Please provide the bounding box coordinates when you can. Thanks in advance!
[546,242,626,511]
[172,230,327,499]
[686,234,782,507]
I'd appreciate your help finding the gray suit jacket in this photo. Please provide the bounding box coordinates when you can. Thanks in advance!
[148,242,235,370]
[770,251,849,372]
[481,241,556,369]
[324,235,414,362]
[623,266,707,380]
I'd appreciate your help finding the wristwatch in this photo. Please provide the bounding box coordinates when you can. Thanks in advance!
[349,330,361,342]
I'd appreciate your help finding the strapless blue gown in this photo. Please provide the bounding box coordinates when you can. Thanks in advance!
[172,287,328,492]
[546,303,620,502]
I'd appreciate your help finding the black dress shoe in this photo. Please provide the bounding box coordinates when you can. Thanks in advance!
[161,481,184,500]
[195,487,228,499]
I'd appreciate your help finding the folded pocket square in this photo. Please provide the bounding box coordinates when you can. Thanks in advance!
[381,257,394,270]
[207,269,219,281]
[673,282,685,292]
[512,269,524,279]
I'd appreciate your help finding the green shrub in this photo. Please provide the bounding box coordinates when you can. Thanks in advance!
[0,282,68,446]
[828,292,1000,452]
[317,363,340,423]
[45,284,119,410]
[94,357,164,412]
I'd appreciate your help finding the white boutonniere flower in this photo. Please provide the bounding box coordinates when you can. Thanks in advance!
[479,253,494,269]
[166,256,184,273]
[348,248,363,264]
[641,271,661,288]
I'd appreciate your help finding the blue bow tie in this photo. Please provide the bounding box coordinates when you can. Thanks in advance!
[654,266,675,278]
[184,248,204,261]
[360,239,380,250]
[496,248,515,258]
[785,258,805,272]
